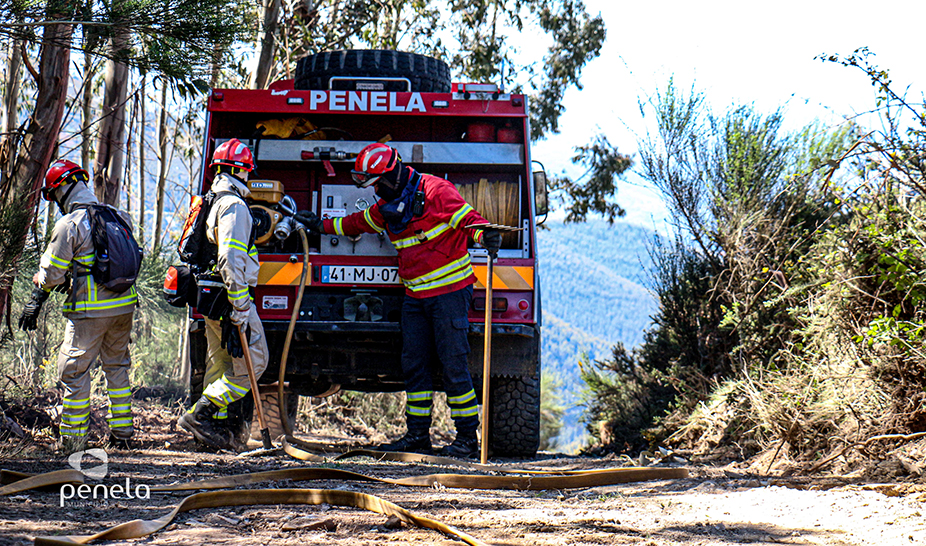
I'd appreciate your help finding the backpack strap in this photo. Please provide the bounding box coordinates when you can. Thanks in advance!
[210,190,255,250]
[68,204,97,276]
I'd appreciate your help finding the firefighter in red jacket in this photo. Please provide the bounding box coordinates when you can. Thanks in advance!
[296,143,501,458]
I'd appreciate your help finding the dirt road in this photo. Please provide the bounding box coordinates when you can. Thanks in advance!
[2,402,925,546]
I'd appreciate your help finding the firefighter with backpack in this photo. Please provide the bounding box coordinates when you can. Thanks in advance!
[176,138,269,452]
[19,160,142,454]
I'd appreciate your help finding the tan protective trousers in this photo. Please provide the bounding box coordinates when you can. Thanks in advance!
[58,313,134,439]
[201,306,268,411]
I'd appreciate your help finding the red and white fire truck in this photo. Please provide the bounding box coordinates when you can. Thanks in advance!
[189,50,547,456]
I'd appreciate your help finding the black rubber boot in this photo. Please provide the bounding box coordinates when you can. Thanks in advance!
[178,397,236,451]
[223,394,254,452]
[437,429,478,459]
[108,434,134,451]
[376,431,433,454]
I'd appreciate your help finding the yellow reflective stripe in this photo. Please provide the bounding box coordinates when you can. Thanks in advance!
[62,412,90,424]
[447,390,476,405]
[229,287,249,301]
[109,404,131,412]
[449,203,474,229]
[402,256,473,293]
[222,376,249,396]
[223,238,249,253]
[393,223,451,249]
[332,217,345,235]
[63,398,90,409]
[406,406,432,416]
[108,387,131,397]
[47,254,70,269]
[204,375,250,407]
[204,392,230,407]
[63,292,138,312]
[60,428,89,436]
[451,407,479,417]
[404,255,472,287]
[108,418,133,426]
[406,268,473,293]
[363,208,384,232]
[74,254,94,265]
[407,391,433,402]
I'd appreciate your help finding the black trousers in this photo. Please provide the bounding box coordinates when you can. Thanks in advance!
[400,285,479,435]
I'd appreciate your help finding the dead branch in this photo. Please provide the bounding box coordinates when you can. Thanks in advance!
[807,431,926,474]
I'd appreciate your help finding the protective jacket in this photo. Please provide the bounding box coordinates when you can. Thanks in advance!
[199,173,268,414]
[206,174,259,314]
[324,170,490,298]
[36,182,137,318]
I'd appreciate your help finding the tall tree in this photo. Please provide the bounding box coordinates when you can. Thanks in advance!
[250,0,282,89]
[153,80,170,252]
[0,0,79,334]
[137,74,147,247]
[93,26,130,205]
[0,0,253,325]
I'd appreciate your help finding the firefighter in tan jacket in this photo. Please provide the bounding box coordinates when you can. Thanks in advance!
[18,160,138,454]
[178,139,268,451]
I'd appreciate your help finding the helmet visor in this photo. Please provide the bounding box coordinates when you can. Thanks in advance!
[351,170,380,188]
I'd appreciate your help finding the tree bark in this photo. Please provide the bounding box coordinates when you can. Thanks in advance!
[80,48,95,169]
[92,27,130,206]
[250,0,282,90]
[0,7,76,328]
[152,81,169,252]
[2,38,22,137]
[137,74,146,248]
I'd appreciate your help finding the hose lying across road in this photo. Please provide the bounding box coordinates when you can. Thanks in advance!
[0,228,688,544]
[2,457,688,546]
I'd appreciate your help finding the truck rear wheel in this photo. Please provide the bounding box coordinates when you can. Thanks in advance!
[250,390,299,441]
[489,375,541,457]
[294,49,451,92]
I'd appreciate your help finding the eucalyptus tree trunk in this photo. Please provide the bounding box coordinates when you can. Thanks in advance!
[92,27,130,206]
[250,0,282,89]
[137,75,147,248]
[1,38,22,138]
[0,8,76,328]
[152,82,169,253]
[80,48,95,169]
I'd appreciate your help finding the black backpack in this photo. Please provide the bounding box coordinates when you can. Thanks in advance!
[177,190,243,270]
[76,204,143,293]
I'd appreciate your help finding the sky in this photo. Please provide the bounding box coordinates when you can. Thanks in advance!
[530,0,926,229]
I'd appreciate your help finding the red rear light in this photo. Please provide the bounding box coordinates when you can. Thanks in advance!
[518,299,529,311]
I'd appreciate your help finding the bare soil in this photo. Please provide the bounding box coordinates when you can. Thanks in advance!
[2,399,926,546]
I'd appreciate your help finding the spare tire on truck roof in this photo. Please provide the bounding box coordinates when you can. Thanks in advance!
[294,49,452,93]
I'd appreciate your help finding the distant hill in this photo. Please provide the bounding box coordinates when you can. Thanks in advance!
[536,220,658,452]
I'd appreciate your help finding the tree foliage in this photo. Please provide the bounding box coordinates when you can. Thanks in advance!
[0,0,253,79]
[583,79,860,456]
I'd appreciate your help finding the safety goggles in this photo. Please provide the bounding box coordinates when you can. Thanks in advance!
[351,170,382,188]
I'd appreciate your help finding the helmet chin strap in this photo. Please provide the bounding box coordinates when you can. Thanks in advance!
[53,181,80,213]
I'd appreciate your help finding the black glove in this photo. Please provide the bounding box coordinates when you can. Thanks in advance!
[294,210,325,234]
[482,229,502,257]
[220,318,251,359]
[18,288,50,331]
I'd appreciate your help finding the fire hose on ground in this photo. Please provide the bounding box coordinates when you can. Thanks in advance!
[0,227,690,545]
